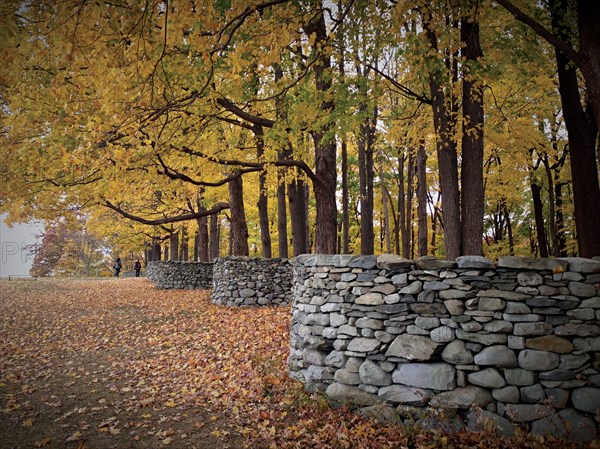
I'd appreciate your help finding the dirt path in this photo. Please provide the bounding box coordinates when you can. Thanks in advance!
[0,278,278,449]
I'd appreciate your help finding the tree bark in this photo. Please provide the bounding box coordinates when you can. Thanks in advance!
[416,142,428,257]
[227,175,249,256]
[255,127,272,259]
[209,213,220,261]
[531,182,549,258]
[551,0,600,258]
[358,101,375,255]
[460,12,485,256]
[304,4,337,254]
[169,231,179,261]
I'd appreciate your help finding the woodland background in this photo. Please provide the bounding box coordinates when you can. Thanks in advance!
[1,0,599,277]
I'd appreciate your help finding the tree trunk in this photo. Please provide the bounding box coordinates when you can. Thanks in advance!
[209,213,220,261]
[424,13,461,260]
[380,153,391,254]
[169,231,178,261]
[551,0,600,258]
[288,175,309,256]
[531,182,549,258]
[304,5,337,254]
[255,128,272,259]
[397,152,406,257]
[358,102,375,255]
[405,151,414,258]
[460,13,485,256]
[555,182,568,256]
[228,175,249,256]
[416,142,428,257]
[341,139,350,254]
[277,165,288,259]
[180,227,188,261]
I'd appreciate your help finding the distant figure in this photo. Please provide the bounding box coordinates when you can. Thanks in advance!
[134,260,142,277]
[114,257,123,277]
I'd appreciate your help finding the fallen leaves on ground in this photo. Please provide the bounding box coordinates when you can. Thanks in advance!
[0,279,589,449]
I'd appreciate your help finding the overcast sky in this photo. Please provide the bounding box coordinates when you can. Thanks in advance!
[0,214,43,277]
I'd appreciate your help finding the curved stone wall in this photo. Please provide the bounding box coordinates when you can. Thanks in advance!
[288,254,600,441]
[211,257,293,306]
[146,261,213,289]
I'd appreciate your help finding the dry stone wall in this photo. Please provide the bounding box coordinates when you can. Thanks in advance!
[146,261,213,289]
[288,254,600,442]
[211,257,293,306]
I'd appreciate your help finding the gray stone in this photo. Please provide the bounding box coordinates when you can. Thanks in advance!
[376,254,414,270]
[517,272,544,287]
[570,281,598,298]
[359,359,392,387]
[504,368,536,386]
[423,281,449,291]
[439,289,473,299]
[355,317,384,330]
[348,256,378,269]
[581,297,600,308]
[338,324,359,336]
[345,357,363,372]
[392,363,456,391]
[571,387,600,414]
[520,384,545,403]
[573,336,600,352]
[492,386,520,403]
[504,404,554,422]
[304,313,331,326]
[539,369,575,381]
[306,365,334,383]
[371,283,396,295]
[477,289,531,301]
[391,273,408,285]
[407,325,430,335]
[303,349,328,366]
[531,408,597,442]
[558,257,600,273]
[478,297,505,311]
[409,303,447,314]
[545,388,569,408]
[518,349,559,371]
[416,290,436,303]
[415,317,440,330]
[483,320,513,333]
[378,385,432,406]
[513,322,552,336]
[466,409,515,437]
[502,313,542,322]
[385,334,441,361]
[334,368,361,385]
[357,405,403,425]
[508,335,525,350]
[430,386,493,408]
[456,256,495,269]
[497,256,568,272]
[455,329,508,346]
[468,368,506,389]
[504,302,531,314]
[239,288,256,298]
[559,353,590,370]
[442,340,473,364]
[325,382,378,405]
[444,299,465,315]
[474,345,518,368]
[324,351,348,368]
[430,326,455,343]
[355,292,384,306]
[347,337,381,353]
[330,313,348,327]
[415,257,456,270]
[400,281,423,295]
[555,323,599,337]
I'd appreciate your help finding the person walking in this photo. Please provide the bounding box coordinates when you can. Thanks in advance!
[134,259,142,277]
[114,257,123,277]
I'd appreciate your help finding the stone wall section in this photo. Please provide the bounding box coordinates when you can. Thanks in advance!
[146,261,213,289]
[211,257,293,306]
[288,254,600,441]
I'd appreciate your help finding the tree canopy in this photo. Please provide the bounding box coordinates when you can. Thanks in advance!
[1,0,598,261]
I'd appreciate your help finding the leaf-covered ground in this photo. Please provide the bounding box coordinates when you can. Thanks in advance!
[0,279,593,449]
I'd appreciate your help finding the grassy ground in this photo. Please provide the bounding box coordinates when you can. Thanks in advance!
[0,278,592,449]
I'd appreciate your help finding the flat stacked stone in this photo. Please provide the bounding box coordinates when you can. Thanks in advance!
[146,261,213,289]
[288,254,600,442]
